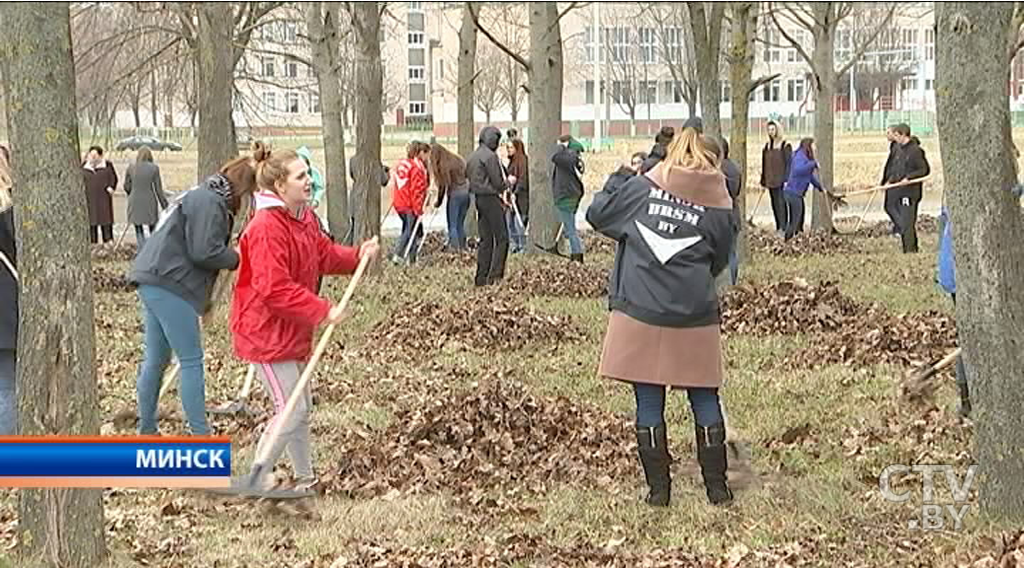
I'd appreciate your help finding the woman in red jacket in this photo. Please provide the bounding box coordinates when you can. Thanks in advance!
[230,147,379,492]
[390,141,430,264]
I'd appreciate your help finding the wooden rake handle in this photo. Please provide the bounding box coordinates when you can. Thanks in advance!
[248,250,373,483]
[0,250,17,282]
[839,175,933,199]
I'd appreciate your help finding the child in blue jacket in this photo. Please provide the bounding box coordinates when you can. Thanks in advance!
[782,138,825,241]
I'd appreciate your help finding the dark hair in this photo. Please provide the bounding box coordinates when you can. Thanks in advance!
[894,123,912,137]
[767,120,778,129]
[704,136,722,160]
[655,126,675,146]
[720,137,730,160]
[798,137,815,161]
[428,142,465,191]
[508,139,527,179]
[631,151,648,163]
[558,134,573,143]
[507,127,519,140]
[88,145,104,156]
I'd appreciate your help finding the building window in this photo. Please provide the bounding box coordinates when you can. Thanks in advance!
[787,30,806,63]
[408,31,424,46]
[437,60,445,81]
[638,81,657,105]
[409,66,425,81]
[763,27,782,63]
[763,79,781,102]
[409,101,427,115]
[925,28,935,61]
[285,60,298,78]
[584,27,597,63]
[585,80,607,104]
[261,56,275,77]
[664,27,683,63]
[262,91,277,112]
[836,28,851,62]
[925,79,934,91]
[606,27,630,63]
[787,78,805,102]
[639,27,656,64]
[282,22,297,43]
[901,77,919,91]
[408,1,423,11]
[901,28,919,61]
[661,80,682,104]
[310,93,321,113]
[721,82,731,102]
[286,92,300,113]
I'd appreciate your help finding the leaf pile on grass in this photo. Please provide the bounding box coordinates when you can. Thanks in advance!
[969,531,1024,567]
[747,229,862,257]
[722,279,957,370]
[721,279,862,336]
[365,293,582,358]
[91,242,137,262]
[503,257,610,299]
[582,232,617,256]
[415,232,478,267]
[329,376,635,498]
[93,263,132,292]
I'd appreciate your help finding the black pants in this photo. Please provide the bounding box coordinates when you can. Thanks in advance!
[896,191,920,253]
[474,194,509,286]
[768,187,788,232]
[90,224,113,244]
[884,189,901,235]
[783,192,804,241]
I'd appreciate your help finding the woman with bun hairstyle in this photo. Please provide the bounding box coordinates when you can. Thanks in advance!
[230,145,380,492]
[128,147,261,435]
[586,125,736,507]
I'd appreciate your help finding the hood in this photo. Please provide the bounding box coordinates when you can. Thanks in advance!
[254,189,306,219]
[296,145,314,165]
[646,164,730,209]
[203,173,234,206]
[479,126,502,151]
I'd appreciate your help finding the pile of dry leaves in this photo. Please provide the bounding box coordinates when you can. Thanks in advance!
[503,258,609,298]
[92,243,137,262]
[582,232,617,256]
[93,263,132,293]
[329,377,635,498]
[413,232,478,267]
[365,293,581,358]
[747,229,862,257]
[722,279,957,370]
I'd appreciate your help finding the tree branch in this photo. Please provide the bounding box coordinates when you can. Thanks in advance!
[1010,2,1024,61]
[837,4,897,77]
[550,1,585,34]
[747,73,781,96]
[768,2,814,69]
[468,2,530,71]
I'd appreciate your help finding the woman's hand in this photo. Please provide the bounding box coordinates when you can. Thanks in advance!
[327,304,348,325]
[359,236,380,261]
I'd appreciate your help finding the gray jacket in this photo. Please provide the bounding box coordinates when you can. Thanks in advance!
[466,126,506,196]
[125,161,168,226]
[586,166,735,328]
[128,175,239,314]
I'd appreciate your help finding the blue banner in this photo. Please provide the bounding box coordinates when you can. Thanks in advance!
[0,440,232,477]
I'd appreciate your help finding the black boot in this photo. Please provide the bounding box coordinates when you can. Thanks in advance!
[695,422,733,505]
[636,424,671,506]
[570,253,584,263]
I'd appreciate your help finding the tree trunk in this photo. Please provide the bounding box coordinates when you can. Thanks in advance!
[131,85,142,128]
[729,2,757,267]
[305,2,349,239]
[937,1,1024,525]
[526,1,562,252]
[351,2,383,245]
[810,3,835,232]
[196,2,237,181]
[150,70,159,128]
[458,4,478,158]
[0,3,107,567]
[459,3,479,239]
[689,2,724,139]
[165,88,174,128]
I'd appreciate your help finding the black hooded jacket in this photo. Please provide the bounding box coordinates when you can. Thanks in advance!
[887,137,930,199]
[466,126,506,196]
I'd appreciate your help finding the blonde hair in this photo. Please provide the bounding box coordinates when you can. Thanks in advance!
[253,140,300,194]
[663,127,720,173]
[0,148,11,213]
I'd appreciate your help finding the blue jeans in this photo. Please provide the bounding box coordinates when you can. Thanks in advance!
[557,207,583,255]
[0,349,15,435]
[446,189,470,250]
[136,284,209,435]
[784,192,805,241]
[633,382,723,428]
[507,210,527,252]
[393,211,424,263]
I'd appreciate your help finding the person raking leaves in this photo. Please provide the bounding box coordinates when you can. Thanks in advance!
[586,123,737,507]
[230,146,380,494]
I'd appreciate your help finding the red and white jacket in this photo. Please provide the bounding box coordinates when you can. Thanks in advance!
[391,157,429,216]
[230,190,362,363]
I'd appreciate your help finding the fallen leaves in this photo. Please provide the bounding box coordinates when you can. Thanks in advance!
[503,257,610,299]
[747,229,863,258]
[93,263,132,293]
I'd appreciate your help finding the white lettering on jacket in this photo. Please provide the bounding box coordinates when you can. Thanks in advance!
[635,220,702,264]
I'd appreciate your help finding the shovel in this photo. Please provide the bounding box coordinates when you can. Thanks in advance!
[223,249,372,499]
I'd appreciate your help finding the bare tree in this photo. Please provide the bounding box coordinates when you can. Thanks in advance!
[474,41,505,123]
[645,3,700,118]
[768,1,896,231]
[0,3,107,566]
[598,19,642,135]
[458,3,478,158]
[348,1,384,245]
[304,1,349,237]
[476,4,529,124]
[688,2,725,139]
[936,1,1024,525]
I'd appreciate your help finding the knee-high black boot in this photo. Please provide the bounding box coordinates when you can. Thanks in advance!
[636,424,671,506]
[695,422,733,505]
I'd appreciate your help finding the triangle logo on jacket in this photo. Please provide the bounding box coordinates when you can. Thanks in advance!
[635,220,702,265]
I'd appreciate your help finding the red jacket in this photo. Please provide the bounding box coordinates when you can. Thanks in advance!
[230,191,362,363]
[391,157,428,216]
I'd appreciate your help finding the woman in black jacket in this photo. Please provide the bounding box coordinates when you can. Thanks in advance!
[128,148,260,436]
[0,148,16,435]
